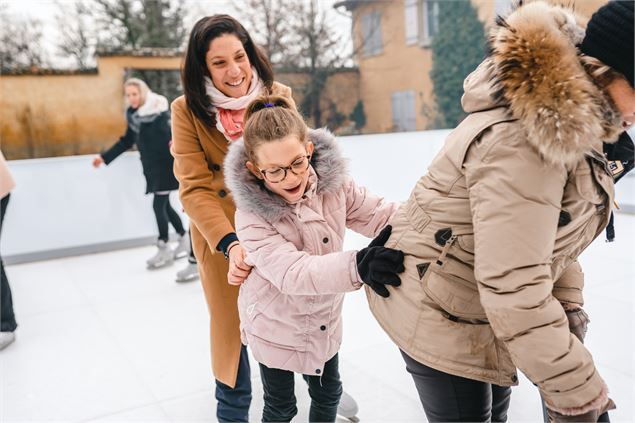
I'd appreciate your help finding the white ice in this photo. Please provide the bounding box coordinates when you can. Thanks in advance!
[1,130,633,422]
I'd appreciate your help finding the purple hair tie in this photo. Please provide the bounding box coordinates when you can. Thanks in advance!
[264,103,275,108]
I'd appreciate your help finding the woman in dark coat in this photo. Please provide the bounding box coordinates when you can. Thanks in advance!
[93,78,188,269]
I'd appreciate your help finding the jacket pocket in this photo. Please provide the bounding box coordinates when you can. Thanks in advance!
[420,234,487,321]
[422,267,488,321]
[250,333,306,352]
[405,196,431,233]
[574,162,604,205]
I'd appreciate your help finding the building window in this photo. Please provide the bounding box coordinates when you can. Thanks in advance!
[421,0,439,45]
[361,10,382,57]
[391,91,416,132]
[405,0,419,45]
[404,0,439,47]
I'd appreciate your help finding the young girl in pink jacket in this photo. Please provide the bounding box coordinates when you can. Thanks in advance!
[223,95,404,422]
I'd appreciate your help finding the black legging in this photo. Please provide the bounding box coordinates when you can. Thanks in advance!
[1,194,17,333]
[187,229,197,264]
[401,350,511,422]
[152,193,185,242]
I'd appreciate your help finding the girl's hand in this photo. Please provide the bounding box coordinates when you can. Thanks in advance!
[227,243,252,285]
[92,156,104,168]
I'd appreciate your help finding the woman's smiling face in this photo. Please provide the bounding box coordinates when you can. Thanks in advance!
[206,34,253,98]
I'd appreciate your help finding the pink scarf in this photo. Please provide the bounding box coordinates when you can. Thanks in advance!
[217,108,246,141]
[205,67,264,142]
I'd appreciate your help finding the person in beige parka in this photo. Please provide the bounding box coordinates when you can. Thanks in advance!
[368,1,634,422]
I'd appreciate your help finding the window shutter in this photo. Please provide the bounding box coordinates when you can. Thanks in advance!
[372,11,382,54]
[361,13,371,56]
[405,91,416,131]
[391,92,403,131]
[405,0,419,45]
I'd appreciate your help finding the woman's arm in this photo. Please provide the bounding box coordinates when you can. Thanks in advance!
[236,210,362,295]
[552,260,584,307]
[171,98,235,251]
[464,127,605,412]
[100,125,136,164]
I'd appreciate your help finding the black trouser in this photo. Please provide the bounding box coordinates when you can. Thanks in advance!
[259,353,343,423]
[215,344,252,422]
[152,193,185,242]
[1,194,17,333]
[401,350,511,422]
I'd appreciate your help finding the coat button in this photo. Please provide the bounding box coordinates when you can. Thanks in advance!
[316,369,321,375]
[322,237,329,244]
[219,189,227,198]
[320,325,326,331]
[212,164,221,171]
[511,374,518,383]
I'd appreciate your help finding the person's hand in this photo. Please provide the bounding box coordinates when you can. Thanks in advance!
[227,243,252,285]
[92,156,104,168]
[564,306,590,343]
[356,225,405,298]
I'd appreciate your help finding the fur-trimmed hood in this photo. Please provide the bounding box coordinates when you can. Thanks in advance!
[224,128,348,222]
[464,0,623,166]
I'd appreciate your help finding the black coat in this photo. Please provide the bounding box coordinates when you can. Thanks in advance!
[101,107,179,194]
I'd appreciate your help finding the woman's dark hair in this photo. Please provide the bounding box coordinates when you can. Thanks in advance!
[181,14,274,127]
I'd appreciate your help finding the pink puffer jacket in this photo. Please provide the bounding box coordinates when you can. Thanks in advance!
[224,128,399,375]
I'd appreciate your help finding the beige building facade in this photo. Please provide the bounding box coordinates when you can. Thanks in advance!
[336,0,607,133]
[1,52,182,160]
[1,52,359,160]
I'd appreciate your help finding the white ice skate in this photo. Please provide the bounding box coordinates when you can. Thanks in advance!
[146,240,174,269]
[0,331,16,351]
[338,390,360,422]
[175,262,199,282]
[173,232,190,259]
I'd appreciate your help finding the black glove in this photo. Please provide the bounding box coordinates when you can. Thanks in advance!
[356,225,405,298]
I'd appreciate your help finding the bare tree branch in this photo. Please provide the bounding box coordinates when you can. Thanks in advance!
[55,0,95,69]
[0,6,46,71]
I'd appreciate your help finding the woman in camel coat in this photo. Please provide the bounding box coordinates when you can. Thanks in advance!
[171,14,295,422]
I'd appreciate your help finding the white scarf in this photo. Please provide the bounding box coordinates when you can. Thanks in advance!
[204,67,265,142]
[127,92,169,133]
[137,92,169,117]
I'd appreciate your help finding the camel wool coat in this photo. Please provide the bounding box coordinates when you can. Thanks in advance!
[171,82,293,387]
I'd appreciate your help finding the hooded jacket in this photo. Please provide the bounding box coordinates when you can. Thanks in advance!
[368,1,622,411]
[101,92,178,194]
[224,128,398,375]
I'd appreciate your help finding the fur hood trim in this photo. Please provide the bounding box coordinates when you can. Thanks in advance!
[488,0,622,166]
[224,128,348,222]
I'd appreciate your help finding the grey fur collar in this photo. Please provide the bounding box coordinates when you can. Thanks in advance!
[224,128,348,222]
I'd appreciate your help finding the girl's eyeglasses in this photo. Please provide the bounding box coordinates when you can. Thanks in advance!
[258,155,311,183]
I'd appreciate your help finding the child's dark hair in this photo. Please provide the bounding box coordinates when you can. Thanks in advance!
[243,95,308,163]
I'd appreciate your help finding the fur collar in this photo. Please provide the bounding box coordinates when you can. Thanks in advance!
[224,128,348,222]
[488,0,623,166]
